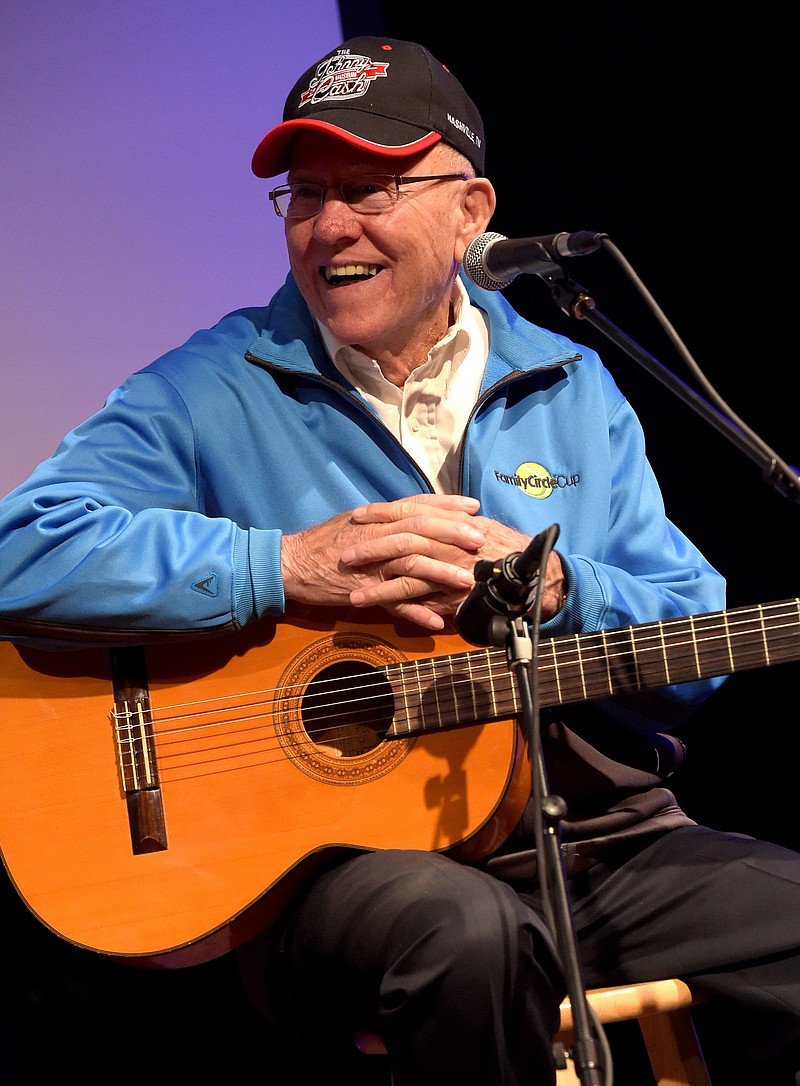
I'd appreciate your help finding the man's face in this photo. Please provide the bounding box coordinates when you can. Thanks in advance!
[281,132,490,365]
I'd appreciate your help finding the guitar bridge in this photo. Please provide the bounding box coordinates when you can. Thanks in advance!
[110,645,168,855]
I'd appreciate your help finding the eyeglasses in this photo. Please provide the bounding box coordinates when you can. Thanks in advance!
[268,173,468,219]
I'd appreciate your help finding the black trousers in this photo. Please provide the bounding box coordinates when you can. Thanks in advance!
[248,825,800,1086]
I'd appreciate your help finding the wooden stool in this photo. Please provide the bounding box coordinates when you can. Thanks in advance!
[356,978,712,1085]
[555,978,711,1085]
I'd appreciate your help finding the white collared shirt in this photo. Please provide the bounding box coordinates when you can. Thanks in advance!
[318,278,489,493]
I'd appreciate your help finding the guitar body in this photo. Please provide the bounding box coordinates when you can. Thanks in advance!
[2,595,797,966]
[0,608,528,966]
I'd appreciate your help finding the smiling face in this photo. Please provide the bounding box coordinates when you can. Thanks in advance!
[282,132,495,384]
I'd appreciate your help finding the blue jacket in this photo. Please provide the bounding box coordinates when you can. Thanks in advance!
[0,274,729,852]
[0,274,725,699]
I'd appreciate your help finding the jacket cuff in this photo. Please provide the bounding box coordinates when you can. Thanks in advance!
[233,528,285,623]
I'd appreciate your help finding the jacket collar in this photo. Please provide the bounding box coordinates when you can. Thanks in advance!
[246,271,581,382]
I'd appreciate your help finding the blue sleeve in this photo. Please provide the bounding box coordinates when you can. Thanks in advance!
[0,373,284,638]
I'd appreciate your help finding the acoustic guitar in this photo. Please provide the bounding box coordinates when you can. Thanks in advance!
[1,598,797,967]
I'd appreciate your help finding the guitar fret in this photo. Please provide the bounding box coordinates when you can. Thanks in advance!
[441,653,467,729]
[484,650,498,717]
[726,602,770,672]
[722,610,734,672]
[760,607,770,666]
[390,661,410,735]
[611,626,649,694]
[429,658,444,729]
[412,657,426,730]
[464,652,478,723]
[657,622,669,685]
[643,619,682,689]
[690,614,702,678]
[574,633,587,700]
[625,625,642,690]
[545,640,564,705]
[599,629,613,693]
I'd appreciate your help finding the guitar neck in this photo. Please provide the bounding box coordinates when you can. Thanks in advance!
[388,598,800,738]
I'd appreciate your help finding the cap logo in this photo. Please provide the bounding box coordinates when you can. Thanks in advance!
[298,49,388,109]
[447,112,481,151]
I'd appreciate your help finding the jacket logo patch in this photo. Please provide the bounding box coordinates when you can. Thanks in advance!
[494,462,580,500]
[192,573,219,597]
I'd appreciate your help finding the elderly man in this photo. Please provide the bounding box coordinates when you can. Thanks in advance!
[1,36,798,1086]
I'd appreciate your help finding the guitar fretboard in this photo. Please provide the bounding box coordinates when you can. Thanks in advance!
[387,598,800,738]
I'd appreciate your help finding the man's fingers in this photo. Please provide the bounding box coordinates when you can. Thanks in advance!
[384,600,447,631]
[341,521,485,566]
[349,559,473,605]
[350,495,480,524]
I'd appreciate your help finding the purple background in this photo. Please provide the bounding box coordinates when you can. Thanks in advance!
[1,1,343,497]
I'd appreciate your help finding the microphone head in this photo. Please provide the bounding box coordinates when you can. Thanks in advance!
[462,231,515,291]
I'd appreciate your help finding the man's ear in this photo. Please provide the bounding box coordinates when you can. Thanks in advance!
[455,177,496,262]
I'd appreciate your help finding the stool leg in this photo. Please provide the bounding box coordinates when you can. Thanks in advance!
[638,1006,712,1086]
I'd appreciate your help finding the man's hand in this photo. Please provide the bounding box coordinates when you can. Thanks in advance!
[281,494,566,631]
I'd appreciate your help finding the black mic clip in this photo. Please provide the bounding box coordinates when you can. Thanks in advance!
[455,524,560,648]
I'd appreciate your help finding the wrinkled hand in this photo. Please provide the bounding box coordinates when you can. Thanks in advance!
[281,494,566,631]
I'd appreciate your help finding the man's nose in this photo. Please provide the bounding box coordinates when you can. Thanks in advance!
[312,188,363,240]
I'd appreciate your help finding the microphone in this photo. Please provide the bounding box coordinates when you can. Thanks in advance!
[463,230,608,291]
[455,524,560,647]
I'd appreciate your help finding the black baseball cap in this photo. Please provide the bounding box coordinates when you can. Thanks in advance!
[251,37,485,178]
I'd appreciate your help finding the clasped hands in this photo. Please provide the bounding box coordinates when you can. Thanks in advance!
[281,493,566,631]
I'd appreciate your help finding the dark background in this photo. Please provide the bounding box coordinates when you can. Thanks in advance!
[2,5,797,1084]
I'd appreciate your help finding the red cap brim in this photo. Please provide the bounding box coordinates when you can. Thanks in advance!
[251,118,441,178]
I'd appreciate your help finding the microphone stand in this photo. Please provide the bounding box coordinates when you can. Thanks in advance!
[474,242,798,1082]
[456,526,606,1085]
[507,618,605,1086]
[459,234,799,1082]
[530,254,800,506]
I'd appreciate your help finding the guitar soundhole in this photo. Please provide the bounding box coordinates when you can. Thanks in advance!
[301,661,394,757]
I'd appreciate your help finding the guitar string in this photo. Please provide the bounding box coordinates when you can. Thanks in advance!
[110,601,800,779]
[142,601,800,730]
[117,605,800,757]
[143,599,800,722]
